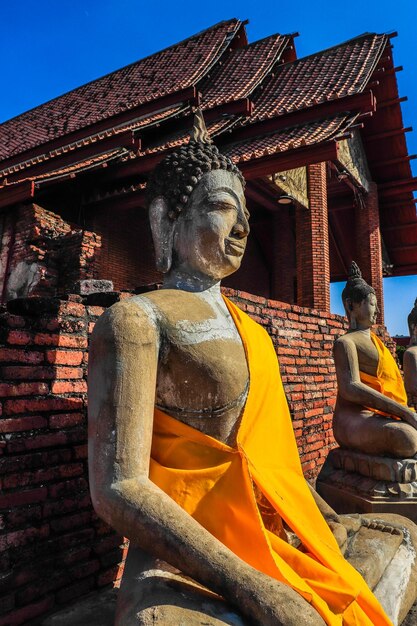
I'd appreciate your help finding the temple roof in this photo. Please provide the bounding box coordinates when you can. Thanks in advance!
[0,19,415,278]
[0,19,242,162]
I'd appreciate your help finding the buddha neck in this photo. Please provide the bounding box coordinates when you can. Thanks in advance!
[162,267,222,294]
[347,323,372,337]
[409,330,417,347]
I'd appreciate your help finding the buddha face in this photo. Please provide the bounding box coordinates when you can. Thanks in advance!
[350,292,378,329]
[170,170,250,282]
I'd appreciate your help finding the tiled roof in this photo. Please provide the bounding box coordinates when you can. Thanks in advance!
[224,114,357,162]
[247,34,387,122]
[201,34,290,108]
[0,19,241,162]
[0,148,128,186]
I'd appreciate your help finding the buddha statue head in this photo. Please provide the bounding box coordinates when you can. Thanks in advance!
[408,298,417,345]
[146,110,249,288]
[341,262,378,330]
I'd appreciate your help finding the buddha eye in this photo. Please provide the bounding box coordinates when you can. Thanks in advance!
[208,200,237,212]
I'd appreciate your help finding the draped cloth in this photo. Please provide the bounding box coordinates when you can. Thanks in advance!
[360,332,408,415]
[149,297,392,626]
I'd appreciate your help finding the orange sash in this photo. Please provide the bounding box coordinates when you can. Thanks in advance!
[150,297,392,626]
[360,333,408,415]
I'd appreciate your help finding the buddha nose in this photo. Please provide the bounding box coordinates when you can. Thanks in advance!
[232,211,250,239]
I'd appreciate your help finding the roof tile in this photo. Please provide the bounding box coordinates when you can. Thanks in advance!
[247,34,387,122]
[0,19,241,162]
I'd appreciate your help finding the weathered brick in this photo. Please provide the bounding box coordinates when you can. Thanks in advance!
[0,348,43,364]
[0,594,54,626]
[34,333,87,348]
[0,415,47,433]
[7,330,32,346]
[4,396,83,415]
[0,487,48,508]
[45,350,84,365]
[0,382,49,397]
[0,365,55,380]
[51,380,87,394]
[54,366,84,379]
[0,524,49,551]
[49,412,84,429]
[6,428,85,453]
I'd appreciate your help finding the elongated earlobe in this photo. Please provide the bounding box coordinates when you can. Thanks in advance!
[149,197,175,273]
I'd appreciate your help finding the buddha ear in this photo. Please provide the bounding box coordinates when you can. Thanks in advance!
[149,196,175,273]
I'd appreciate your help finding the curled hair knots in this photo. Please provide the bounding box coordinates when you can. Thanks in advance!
[146,139,245,219]
[341,261,375,306]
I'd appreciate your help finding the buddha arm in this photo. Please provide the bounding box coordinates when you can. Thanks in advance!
[334,338,417,428]
[88,300,325,626]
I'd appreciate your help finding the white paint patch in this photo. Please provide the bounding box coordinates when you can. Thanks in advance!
[373,528,416,626]
[172,288,241,346]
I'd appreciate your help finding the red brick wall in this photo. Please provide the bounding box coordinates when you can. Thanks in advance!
[0,297,126,625]
[0,204,101,304]
[0,289,396,623]
[87,207,161,291]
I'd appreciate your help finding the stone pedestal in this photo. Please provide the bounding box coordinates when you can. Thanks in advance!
[317,448,417,523]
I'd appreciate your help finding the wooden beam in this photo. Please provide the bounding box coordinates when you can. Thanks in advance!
[373,154,417,169]
[391,264,417,276]
[236,141,338,179]
[383,221,417,232]
[0,180,35,210]
[380,198,417,209]
[378,96,408,109]
[379,178,417,197]
[389,244,417,253]
[366,126,412,142]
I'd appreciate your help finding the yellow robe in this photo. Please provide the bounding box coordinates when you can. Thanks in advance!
[360,332,408,414]
[150,297,392,626]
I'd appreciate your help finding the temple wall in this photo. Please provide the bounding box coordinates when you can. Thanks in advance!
[0,288,396,623]
[0,204,101,305]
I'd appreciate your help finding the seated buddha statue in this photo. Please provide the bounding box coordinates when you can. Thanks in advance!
[88,113,412,626]
[404,299,417,411]
[333,262,417,459]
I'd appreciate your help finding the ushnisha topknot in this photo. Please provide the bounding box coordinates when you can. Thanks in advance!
[146,109,245,219]
[341,261,375,305]
[408,298,417,331]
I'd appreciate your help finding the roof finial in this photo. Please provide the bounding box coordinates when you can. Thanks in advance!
[190,108,212,144]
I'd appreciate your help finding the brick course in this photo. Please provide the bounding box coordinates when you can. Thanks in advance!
[0,289,396,623]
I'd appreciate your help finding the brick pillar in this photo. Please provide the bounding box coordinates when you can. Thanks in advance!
[354,182,384,325]
[271,208,295,303]
[295,162,330,312]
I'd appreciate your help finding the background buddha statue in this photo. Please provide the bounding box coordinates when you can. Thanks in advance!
[333,261,417,458]
[88,115,416,626]
[404,299,417,410]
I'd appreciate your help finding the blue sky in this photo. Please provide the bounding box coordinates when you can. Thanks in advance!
[1,0,416,334]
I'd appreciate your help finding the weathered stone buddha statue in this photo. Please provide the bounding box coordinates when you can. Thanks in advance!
[89,115,416,626]
[332,262,417,458]
[404,299,417,411]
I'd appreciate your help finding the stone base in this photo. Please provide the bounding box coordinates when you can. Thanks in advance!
[317,481,417,523]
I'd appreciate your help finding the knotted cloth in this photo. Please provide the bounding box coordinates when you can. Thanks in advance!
[150,297,392,625]
[360,332,408,415]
